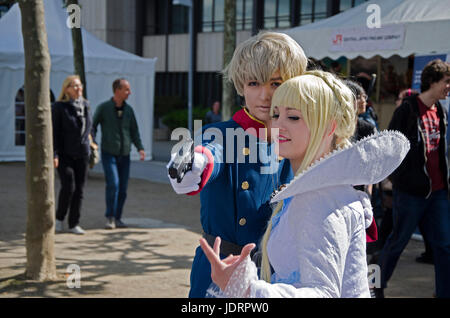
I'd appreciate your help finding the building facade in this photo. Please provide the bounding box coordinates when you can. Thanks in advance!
[0,0,369,124]
[76,0,369,117]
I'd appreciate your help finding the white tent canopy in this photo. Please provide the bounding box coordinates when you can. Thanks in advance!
[0,0,157,161]
[282,0,450,60]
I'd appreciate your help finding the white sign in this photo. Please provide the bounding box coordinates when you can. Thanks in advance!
[330,24,405,52]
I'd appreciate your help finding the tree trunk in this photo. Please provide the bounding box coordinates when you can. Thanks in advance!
[66,0,87,98]
[18,0,57,281]
[222,0,236,121]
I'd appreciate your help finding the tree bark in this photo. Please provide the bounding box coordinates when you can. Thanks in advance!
[66,0,87,98]
[18,0,57,281]
[222,0,236,121]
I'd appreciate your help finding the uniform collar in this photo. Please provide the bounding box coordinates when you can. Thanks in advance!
[232,108,267,140]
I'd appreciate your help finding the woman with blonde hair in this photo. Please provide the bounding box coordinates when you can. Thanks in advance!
[52,75,92,234]
[200,70,410,297]
[168,31,307,297]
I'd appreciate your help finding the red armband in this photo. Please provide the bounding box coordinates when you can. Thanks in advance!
[187,145,214,196]
[365,218,378,243]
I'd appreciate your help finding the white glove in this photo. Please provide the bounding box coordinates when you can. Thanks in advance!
[168,152,208,194]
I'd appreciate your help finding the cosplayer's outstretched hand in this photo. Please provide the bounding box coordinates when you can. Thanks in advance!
[168,152,207,194]
[199,236,255,291]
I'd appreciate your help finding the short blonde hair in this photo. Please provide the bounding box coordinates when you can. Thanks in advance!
[223,31,308,96]
[260,70,356,282]
[57,75,81,102]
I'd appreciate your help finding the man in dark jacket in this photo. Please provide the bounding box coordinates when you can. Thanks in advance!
[374,59,450,298]
[92,78,145,229]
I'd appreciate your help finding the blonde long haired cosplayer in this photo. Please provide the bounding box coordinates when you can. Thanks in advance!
[260,70,356,282]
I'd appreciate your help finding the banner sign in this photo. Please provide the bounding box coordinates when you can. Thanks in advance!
[330,24,405,52]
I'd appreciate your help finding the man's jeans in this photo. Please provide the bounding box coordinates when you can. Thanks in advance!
[378,189,450,297]
[101,151,130,221]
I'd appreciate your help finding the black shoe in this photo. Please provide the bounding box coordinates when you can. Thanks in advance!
[416,252,434,265]
[370,287,384,298]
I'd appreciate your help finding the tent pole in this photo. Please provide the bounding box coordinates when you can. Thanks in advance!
[346,58,351,77]
[376,55,381,103]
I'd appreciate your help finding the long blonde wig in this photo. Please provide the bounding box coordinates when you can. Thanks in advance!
[260,70,356,282]
[57,75,82,102]
[223,31,308,96]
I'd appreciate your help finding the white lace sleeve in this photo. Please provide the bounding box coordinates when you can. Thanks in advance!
[205,256,258,298]
[223,256,259,298]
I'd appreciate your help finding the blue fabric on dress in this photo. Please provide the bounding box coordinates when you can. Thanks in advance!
[271,197,292,230]
[271,270,301,284]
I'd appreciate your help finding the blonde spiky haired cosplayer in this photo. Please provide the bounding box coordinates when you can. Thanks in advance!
[223,31,308,96]
[260,70,357,282]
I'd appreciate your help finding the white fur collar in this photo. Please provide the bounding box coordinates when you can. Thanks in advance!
[271,130,410,203]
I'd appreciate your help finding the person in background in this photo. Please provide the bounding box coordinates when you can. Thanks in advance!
[345,80,377,142]
[52,75,92,235]
[356,72,379,129]
[374,59,450,298]
[92,78,145,230]
[370,88,422,267]
[395,88,419,108]
[330,61,342,75]
[396,88,432,265]
[205,101,222,124]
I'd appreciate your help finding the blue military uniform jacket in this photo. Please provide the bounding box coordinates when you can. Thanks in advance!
[188,108,293,297]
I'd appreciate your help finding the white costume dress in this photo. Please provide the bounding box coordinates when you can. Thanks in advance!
[207,131,410,298]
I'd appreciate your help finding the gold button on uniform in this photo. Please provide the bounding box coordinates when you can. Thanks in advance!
[242,147,250,156]
[239,218,247,226]
[241,181,249,190]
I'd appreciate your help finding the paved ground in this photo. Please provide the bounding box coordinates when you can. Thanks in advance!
[0,141,437,298]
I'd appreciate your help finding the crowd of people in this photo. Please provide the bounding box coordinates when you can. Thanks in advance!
[50,30,450,299]
[167,31,450,298]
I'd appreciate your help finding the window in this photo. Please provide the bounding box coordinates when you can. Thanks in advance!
[15,87,55,146]
[202,0,253,32]
[172,3,190,34]
[154,1,167,34]
[264,0,290,29]
[202,0,225,32]
[340,0,369,12]
[299,0,327,26]
[236,0,253,31]
[313,0,327,22]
